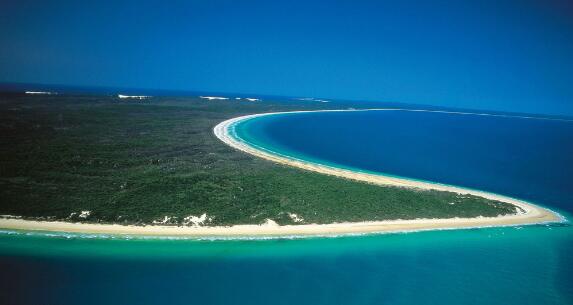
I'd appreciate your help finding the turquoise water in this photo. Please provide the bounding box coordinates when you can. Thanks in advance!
[1,224,572,305]
[1,109,572,305]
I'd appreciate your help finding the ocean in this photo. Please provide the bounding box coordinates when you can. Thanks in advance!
[1,108,572,305]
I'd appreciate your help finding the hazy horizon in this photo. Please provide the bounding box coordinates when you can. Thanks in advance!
[1,0,573,116]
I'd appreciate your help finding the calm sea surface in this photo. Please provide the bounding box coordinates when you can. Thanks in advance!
[1,109,572,305]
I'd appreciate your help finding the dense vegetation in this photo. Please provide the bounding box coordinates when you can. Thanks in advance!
[0,94,517,226]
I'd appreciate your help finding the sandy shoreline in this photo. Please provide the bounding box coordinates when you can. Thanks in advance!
[0,109,564,238]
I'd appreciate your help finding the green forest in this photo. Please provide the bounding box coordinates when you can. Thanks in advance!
[0,94,517,226]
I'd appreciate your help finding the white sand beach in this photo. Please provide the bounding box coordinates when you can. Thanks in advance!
[0,109,563,238]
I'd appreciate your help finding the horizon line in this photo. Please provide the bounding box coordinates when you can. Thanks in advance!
[1,81,572,120]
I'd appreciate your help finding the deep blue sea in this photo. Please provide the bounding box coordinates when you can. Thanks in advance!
[237,109,573,211]
[1,108,572,305]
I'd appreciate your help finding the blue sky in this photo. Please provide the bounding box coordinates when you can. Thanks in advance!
[1,0,572,115]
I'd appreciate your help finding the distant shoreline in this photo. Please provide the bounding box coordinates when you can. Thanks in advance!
[0,109,564,238]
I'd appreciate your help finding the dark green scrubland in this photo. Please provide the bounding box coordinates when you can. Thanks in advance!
[0,95,517,226]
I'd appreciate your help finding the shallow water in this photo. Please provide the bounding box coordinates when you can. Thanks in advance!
[1,108,572,305]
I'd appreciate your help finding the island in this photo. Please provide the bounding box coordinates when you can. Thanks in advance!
[0,94,562,237]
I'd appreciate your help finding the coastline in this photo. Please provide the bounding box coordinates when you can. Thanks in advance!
[0,109,564,238]
[213,109,563,230]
